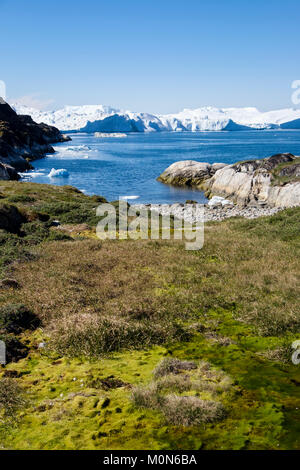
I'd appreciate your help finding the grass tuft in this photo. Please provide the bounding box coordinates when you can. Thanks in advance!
[0,378,25,417]
[131,358,230,427]
[153,358,197,378]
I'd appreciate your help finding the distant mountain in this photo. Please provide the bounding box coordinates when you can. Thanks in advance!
[11,103,300,133]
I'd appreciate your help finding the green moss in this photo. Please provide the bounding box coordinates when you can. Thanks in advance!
[1,312,300,450]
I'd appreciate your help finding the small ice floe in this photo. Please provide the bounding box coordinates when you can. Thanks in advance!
[74,145,91,151]
[30,172,46,178]
[119,195,140,200]
[95,132,127,138]
[48,168,69,178]
[58,145,91,152]
[208,196,233,207]
[20,171,46,179]
[53,145,91,157]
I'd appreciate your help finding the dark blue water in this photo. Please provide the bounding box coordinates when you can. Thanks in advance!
[21,130,300,204]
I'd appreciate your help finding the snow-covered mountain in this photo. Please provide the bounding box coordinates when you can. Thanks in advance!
[11,103,300,132]
[12,104,121,131]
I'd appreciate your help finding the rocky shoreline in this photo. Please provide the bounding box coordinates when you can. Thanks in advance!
[158,154,300,209]
[0,98,70,180]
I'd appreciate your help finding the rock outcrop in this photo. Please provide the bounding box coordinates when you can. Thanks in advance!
[157,161,227,187]
[0,162,20,180]
[0,98,70,179]
[158,154,300,208]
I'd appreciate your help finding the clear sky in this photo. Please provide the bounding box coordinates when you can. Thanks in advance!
[1,0,300,113]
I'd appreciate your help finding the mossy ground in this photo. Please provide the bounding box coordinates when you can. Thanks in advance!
[0,182,299,450]
[2,322,300,450]
[271,157,300,186]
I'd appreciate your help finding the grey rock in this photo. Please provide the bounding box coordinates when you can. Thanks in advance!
[158,153,300,209]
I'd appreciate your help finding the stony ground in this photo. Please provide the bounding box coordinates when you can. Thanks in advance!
[134,203,282,223]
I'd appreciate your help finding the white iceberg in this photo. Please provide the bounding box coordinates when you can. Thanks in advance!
[48,168,69,178]
[11,102,300,132]
[20,171,46,179]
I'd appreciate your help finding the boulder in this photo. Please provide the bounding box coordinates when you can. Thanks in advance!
[157,160,227,187]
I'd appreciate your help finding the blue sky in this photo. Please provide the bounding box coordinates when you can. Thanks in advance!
[1,0,300,113]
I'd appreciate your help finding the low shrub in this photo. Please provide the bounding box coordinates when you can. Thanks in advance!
[21,222,50,242]
[37,201,101,226]
[46,230,73,242]
[0,304,40,333]
[7,195,35,203]
[0,230,37,277]
[21,222,72,243]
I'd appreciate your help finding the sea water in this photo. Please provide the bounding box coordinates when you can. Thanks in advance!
[22,130,300,204]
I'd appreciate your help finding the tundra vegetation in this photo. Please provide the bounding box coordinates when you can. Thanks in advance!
[0,181,299,450]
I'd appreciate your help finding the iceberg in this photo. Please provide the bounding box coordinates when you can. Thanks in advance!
[11,102,300,133]
[94,132,128,138]
[48,168,69,178]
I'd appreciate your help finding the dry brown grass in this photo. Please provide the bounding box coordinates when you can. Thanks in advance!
[131,358,230,426]
[1,210,299,358]
[153,358,197,378]
[162,395,225,426]
[3,239,191,355]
